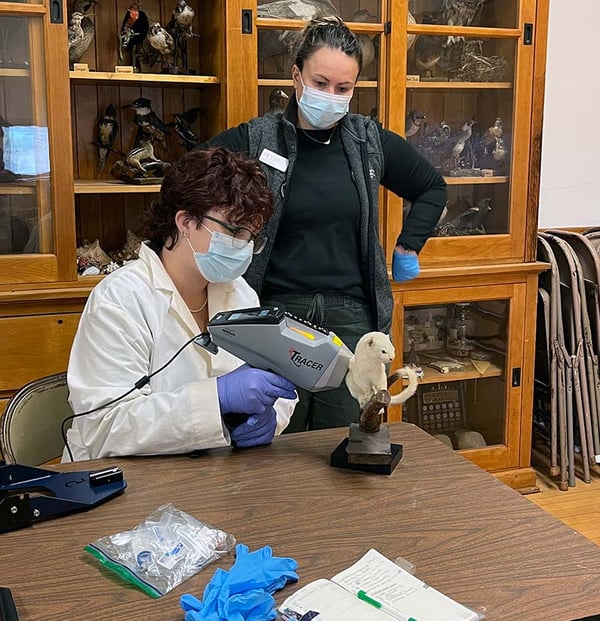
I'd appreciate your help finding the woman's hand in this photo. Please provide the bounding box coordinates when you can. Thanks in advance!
[392,246,420,282]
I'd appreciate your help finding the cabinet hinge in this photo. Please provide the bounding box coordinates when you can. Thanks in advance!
[384,21,392,35]
[523,23,533,45]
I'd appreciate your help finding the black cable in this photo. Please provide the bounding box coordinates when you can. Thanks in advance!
[61,333,208,462]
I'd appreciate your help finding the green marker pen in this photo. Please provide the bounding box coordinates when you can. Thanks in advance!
[356,589,418,621]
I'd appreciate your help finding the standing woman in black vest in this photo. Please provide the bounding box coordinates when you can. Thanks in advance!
[201,16,447,432]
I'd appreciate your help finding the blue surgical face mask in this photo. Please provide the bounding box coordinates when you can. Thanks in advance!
[186,227,253,283]
[296,73,352,129]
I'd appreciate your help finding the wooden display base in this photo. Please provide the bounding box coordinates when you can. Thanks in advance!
[330,438,403,475]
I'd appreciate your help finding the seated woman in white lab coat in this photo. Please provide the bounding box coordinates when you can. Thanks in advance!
[65,147,298,461]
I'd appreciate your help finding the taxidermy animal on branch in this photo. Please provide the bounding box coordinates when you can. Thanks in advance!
[96,103,119,173]
[68,0,96,66]
[118,2,150,67]
[345,332,419,410]
[442,0,485,45]
[166,0,198,71]
[147,21,175,69]
[405,109,426,138]
[257,1,339,72]
[170,107,201,150]
[124,97,170,149]
[266,88,289,116]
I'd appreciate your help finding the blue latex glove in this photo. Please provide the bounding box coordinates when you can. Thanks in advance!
[229,407,277,448]
[217,365,297,416]
[180,544,299,621]
[392,250,420,282]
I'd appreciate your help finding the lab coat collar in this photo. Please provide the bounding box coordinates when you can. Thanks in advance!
[138,241,239,331]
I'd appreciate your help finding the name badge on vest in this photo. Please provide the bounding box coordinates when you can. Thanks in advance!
[259,148,288,172]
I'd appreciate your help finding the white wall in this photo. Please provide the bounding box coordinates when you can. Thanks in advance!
[538,0,600,227]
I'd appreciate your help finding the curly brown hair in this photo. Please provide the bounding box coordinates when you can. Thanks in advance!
[141,146,273,250]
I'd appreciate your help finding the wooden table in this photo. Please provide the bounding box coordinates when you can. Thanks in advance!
[2,423,599,620]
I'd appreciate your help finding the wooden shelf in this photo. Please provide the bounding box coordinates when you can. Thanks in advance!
[444,176,508,185]
[0,68,30,77]
[75,179,161,194]
[406,24,521,39]
[407,81,512,89]
[0,183,36,195]
[256,17,384,34]
[258,78,377,89]
[69,71,220,86]
[416,356,504,385]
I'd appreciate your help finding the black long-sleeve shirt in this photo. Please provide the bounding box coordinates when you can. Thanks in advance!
[202,120,446,299]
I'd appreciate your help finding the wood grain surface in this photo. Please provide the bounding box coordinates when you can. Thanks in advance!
[2,423,599,620]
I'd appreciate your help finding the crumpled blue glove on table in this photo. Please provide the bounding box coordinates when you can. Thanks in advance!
[180,544,298,621]
[392,250,420,283]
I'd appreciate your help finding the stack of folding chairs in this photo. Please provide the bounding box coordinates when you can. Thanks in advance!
[533,228,600,489]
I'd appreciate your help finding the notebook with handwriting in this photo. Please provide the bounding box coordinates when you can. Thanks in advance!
[277,549,483,621]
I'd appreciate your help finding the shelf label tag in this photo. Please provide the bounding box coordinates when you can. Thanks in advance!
[259,148,288,172]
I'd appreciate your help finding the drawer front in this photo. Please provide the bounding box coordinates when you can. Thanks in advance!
[0,314,80,393]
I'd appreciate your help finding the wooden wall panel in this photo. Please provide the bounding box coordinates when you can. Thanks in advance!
[0,314,80,393]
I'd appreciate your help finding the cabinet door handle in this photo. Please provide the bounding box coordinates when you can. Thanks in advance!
[50,0,63,23]
[242,9,253,34]
[523,23,533,45]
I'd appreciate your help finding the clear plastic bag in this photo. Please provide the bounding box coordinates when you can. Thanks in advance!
[85,503,236,598]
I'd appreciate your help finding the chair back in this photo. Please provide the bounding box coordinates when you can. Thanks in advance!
[0,372,73,465]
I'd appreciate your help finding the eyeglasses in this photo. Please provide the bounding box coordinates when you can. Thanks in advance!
[202,214,267,255]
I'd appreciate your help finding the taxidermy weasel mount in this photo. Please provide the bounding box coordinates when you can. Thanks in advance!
[345,331,419,411]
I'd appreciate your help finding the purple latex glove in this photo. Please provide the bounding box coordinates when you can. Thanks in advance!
[392,250,420,282]
[216,364,297,416]
[229,407,278,448]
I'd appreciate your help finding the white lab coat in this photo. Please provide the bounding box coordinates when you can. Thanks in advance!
[64,243,297,461]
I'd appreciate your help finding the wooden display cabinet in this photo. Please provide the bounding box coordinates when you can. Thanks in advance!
[0,0,550,484]
[389,264,546,491]
[237,0,549,489]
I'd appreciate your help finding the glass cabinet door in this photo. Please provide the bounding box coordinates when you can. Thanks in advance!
[0,7,74,284]
[386,0,535,266]
[255,1,387,119]
[392,282,527,471]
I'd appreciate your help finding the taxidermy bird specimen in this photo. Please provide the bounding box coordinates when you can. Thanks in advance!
[266,89,289,116]
[442,0,484,45]
[481,116,502,154]
[166,0,198,72]
[147,21,175,70]
[405,110,426,138]
[170,107,201,151]
[257,0,339,73]
[124,97,170,149]
[118,2,150,68]
[68,0,96,66]
[451,119,477,169]
[351,8,376,78]
[96,104,119,173]
[413,12,447,75]
[435,197,492,236]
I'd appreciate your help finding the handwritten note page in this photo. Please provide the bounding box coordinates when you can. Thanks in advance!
[332,549,480,621]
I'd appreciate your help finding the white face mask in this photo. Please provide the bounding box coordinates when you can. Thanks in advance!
[296,73,352,129]
[186,229,253,283]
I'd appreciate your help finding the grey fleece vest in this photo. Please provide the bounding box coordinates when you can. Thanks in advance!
[246,110,393,334]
